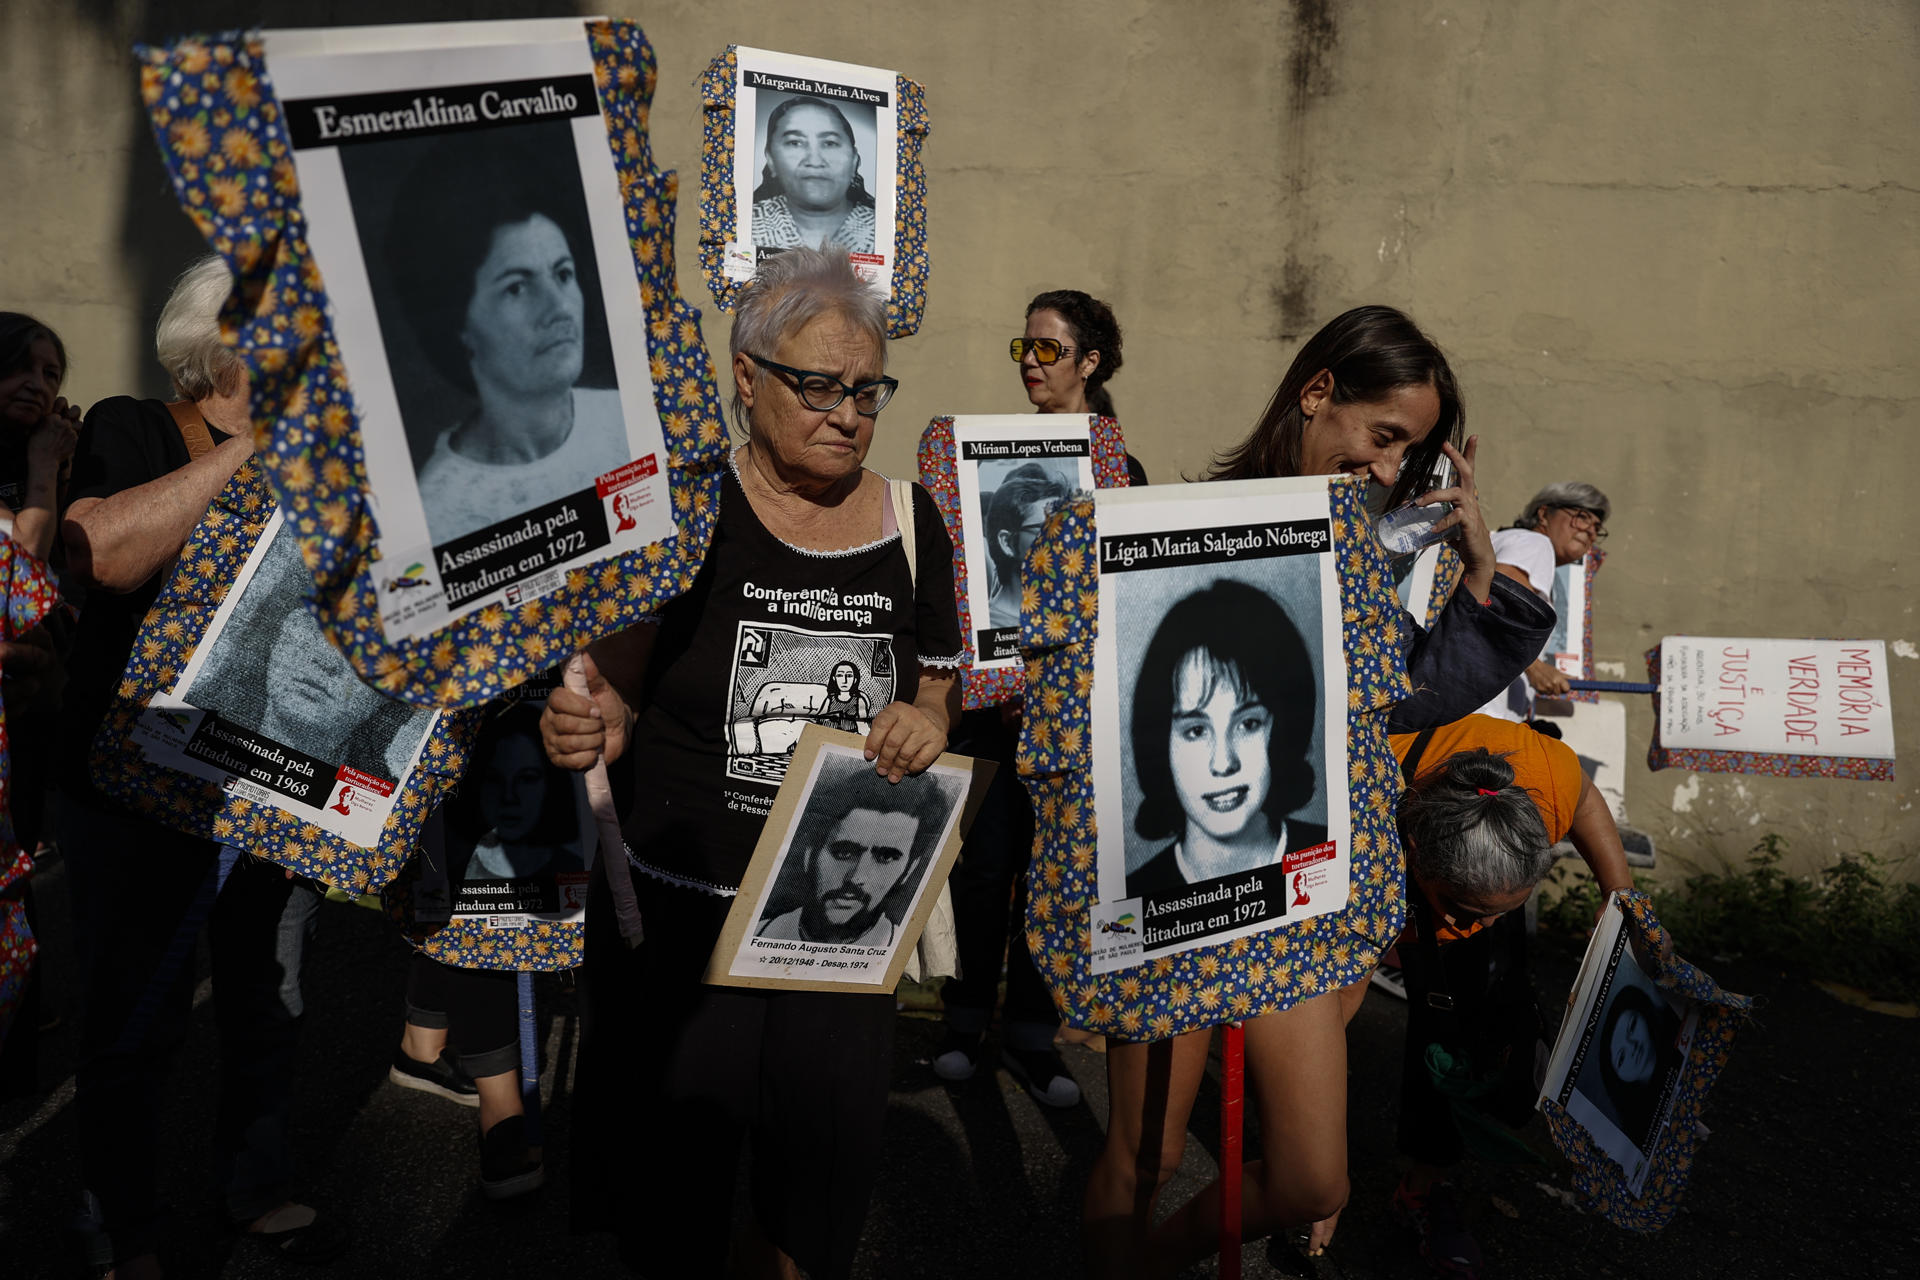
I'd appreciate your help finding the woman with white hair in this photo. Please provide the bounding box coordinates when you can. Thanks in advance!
[60,255,344,1271]
[1475,480,1614,722]
[542,246,962,1278]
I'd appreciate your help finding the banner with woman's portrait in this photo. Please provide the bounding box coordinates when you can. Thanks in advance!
[917,413,1132,708]
[699,46,930,337]
[1013,476,1410,1041]
[1084,480,1351,973]
[705,727,994,994]
[136,19,732,710]
[263,22,674,643]
[1549,549,1604,702]
[91,467,476,893]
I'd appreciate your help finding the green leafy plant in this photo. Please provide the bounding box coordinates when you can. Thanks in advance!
[1539,835,1920,1001]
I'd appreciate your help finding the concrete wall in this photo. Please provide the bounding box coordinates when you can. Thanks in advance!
[5,0,1915,877]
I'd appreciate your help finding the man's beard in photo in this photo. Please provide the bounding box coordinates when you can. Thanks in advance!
[801,884,884,943]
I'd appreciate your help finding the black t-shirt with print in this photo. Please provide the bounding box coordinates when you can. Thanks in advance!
[57,396,231,784]
[621,462,963,893]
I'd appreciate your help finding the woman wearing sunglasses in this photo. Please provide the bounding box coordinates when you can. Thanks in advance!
[934,288,1129,1104]
[1079,305,1555,1279]
[543,247,962,1279]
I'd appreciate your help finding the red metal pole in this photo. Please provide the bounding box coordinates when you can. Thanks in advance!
[1221,1021,1245,1280]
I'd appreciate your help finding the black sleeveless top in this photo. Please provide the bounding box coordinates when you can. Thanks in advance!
[621,458,963,892]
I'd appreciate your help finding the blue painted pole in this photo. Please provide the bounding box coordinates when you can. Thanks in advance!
[1565,679,1659,694]
[516,970,542,1147]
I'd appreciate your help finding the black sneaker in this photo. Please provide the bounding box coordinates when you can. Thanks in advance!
[931,1029,983,1082]
[1001,1046,1082,1109]
[388,1049,480,1108]
[480,1114,545,1200]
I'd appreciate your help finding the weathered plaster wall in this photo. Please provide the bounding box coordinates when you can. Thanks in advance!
[5,0,1915,877]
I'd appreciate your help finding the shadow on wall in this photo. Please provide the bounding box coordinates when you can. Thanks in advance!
[71,0,590,397]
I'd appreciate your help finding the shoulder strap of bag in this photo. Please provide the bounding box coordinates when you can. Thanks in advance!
[890,477,918,591]
[165,400,217,462]
[1399,724,1439,784]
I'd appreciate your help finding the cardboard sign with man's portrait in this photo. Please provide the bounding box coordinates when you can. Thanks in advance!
[1085,479,1352,974]
[705,727,995,994]
[262,21,676,644]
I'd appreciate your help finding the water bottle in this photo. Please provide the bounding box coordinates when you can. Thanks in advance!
[1372,455,1456,556]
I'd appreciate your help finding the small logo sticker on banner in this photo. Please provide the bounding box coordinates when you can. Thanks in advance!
[1090,897,1146,970]
[379,545,450,636]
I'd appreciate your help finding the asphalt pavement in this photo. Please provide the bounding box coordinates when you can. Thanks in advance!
[3,851,1915,1279]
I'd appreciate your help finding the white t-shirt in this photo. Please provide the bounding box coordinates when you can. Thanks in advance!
[418,387,629,543]
[1474,527,1558,721]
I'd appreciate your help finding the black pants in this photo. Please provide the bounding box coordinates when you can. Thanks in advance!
[574,865,894,1280]
[64,797,318,1260]
[404,952,519,1078]
[1395,910,1533,1167]
[939,709,1059,1048]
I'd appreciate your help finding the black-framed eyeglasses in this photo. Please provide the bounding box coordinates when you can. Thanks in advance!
[746,353,897,416]
[1009,337,1081,366]
[1556,506,1609,540]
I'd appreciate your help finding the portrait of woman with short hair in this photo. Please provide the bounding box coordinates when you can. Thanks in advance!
[749,93,878,256]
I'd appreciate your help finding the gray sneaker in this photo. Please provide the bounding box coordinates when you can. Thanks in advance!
[1002,1047,1082,1109]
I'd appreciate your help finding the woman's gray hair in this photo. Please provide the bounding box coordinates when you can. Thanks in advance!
[155,254,245,402]
[1398,747,1557,898]
[1514,481,1611,530]
[728,247,887,435]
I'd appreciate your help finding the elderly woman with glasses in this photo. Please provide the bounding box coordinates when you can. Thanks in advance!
[1474,480,1613,720]
[541,247,962,1279]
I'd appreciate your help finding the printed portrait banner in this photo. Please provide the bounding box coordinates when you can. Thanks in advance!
[918,414,1132,709]
[388,670,595,971]
[1647,637,1895,781]
[1538,891,1753,1232]
[1016,476,1414,1041]
[1086,480,1352,973]
[705,726,995,994]
[1392,540,1466,630]
[90,467,478,894]
[700,46,930,338]
[137,19,731,709]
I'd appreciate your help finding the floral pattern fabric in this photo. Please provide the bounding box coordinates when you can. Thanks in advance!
[916,415,1131,710]
[135,21,730,711]
[1539,890,1753,1231]
[1018,478,1416,1040]
[698,47,931,339]
[86,462,480,895]
[0,538,59,1045]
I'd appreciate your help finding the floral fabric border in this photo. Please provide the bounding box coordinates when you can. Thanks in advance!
[696,47,930,338]
[1568,548,1606,704]
[1017,478,1415,1040]
[87,462,480,894]
[1540,891,1753,1231]
[1642,644,1894,781]
[135,21,729,710]
[916,414,1131,710]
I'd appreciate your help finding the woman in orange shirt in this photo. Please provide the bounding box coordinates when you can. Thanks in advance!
[1312,714,1634,1278]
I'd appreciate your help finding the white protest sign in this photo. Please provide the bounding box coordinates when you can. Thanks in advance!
[1659,637,1894,760]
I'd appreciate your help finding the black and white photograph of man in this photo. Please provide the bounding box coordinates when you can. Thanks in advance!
[754,750,963,949]
[748,90,880,256]
[978,459,1077,630]
[185,520,436,779]
[343,121,631,546]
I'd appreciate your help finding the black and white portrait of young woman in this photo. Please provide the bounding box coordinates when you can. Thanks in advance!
[978,458,1076,630]
[748,91,879,257]
[185,520,435,779]
[753,750,962,949]
[1572,959,1686,1157]
[342,121,631,546]
[448,704,586,897]
[1115,569,1328,901]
